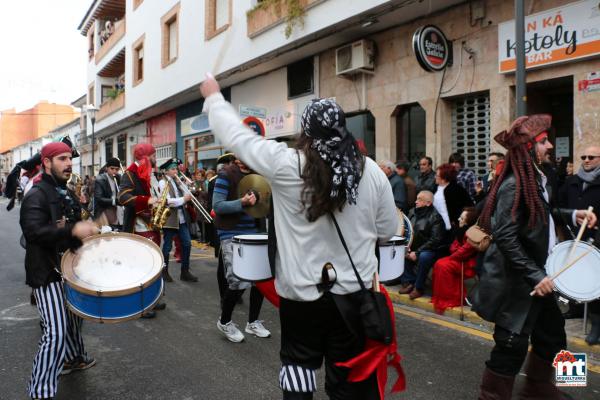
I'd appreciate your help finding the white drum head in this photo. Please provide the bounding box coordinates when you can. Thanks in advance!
[381,235,406,246]
[545,241,600,302]
[62,233,163,294]
[233,234,268,243]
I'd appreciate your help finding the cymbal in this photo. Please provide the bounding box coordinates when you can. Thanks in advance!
[237,174,272,218]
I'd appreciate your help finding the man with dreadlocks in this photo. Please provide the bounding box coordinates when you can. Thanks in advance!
[199,74,403,399]
[473,115,596,400]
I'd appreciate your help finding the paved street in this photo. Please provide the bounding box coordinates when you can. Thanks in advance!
[1,203,598,399]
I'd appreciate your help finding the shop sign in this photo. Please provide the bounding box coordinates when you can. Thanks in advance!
[265,112,286,131]
[498,0,600,73]
[243,116,265,136]
[555,136,570,158]
[185,113,210,137]
[412,25,451,72]
[578,71,600,93]
[239,105,267,119]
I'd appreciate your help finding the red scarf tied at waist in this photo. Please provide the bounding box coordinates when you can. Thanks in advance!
[255,280,406,398]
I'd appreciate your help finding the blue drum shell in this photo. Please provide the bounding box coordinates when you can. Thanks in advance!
[65,278,163,323]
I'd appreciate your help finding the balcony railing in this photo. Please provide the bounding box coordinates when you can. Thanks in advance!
[96,91,125,122]
[246,0,324,38]
[95,19,126,64]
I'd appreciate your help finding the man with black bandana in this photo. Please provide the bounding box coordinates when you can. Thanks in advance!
[20,142,98,400]
[200,75,398,399]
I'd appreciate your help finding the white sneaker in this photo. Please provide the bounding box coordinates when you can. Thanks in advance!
[217,320,245,343]
[245,320,271,338]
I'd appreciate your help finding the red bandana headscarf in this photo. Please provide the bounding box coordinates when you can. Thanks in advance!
[132,143,156,190]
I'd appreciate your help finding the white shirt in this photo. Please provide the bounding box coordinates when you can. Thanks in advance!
[433,184,451,230]
[204,93,398,301]
[159,177,186,224]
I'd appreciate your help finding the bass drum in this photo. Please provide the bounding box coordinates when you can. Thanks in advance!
[545,240,600,303]
[61,232,164,323]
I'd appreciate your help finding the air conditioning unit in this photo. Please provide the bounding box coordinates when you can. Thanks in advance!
[335,39,375,76]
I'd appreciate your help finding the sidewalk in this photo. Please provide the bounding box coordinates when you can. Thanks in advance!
[386,284,600,372]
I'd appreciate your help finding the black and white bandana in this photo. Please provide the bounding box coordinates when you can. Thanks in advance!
[301,99,362,204]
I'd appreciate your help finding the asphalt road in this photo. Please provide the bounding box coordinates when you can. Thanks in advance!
[1,201,598,399]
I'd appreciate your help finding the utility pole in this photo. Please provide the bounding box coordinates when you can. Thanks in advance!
[515,0,527,116]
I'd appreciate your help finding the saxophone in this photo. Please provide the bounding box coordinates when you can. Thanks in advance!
[150,179,171,230]
[67,173,90,220]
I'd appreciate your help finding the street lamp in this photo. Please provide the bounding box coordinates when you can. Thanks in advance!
[85,104,99,176]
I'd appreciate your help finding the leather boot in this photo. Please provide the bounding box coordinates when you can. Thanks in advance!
[180,269,198,282]
[162,267,173,283]
[518,352,573,400]
[585,313,600,345]
[478,367,515,400]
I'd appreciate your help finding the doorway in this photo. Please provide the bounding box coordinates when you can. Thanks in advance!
[527,76,573,165]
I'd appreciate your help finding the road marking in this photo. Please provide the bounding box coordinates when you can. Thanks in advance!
[0,302,39,321]
[394,305,600,375]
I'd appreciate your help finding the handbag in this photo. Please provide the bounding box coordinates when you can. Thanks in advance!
[330,213,394,345]
[465,223,492,252]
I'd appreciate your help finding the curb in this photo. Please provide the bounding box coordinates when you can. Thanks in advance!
[388,290,600,367]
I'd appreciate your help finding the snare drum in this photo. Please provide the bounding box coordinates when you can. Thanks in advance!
[545,240,600,302]
[61,232,164,323]
[232,234,271,282]
[379,236,407,283]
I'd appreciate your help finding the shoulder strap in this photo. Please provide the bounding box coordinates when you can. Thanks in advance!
[329,212,366,291]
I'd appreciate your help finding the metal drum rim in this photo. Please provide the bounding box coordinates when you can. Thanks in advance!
[232,233,268,245]
[381,236,407,246]
[61,232,164,297]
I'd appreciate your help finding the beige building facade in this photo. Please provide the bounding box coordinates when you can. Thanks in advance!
[318,0,600,176]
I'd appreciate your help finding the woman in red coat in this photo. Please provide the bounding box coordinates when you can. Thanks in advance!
[431,207,478,314]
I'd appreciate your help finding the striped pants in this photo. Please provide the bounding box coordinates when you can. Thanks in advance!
[28,281,87,399]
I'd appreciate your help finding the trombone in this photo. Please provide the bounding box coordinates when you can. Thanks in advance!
[174,173,213,223]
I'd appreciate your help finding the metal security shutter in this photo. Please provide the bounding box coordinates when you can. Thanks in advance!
[451,94,490,178]
[155,144,173,166]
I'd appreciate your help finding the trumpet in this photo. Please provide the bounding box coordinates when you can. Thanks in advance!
[174,174,213,223]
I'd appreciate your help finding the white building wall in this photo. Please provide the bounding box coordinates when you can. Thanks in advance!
[231,66,318,139]
[88,0,415,132]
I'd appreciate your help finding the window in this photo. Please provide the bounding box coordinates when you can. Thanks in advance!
[105,138,114,160]
[101,85,113,104]
[117,134,127,165]
[346,112,375,159]
[451,93,491,177]
[395,103,426,167]
[133,0,143,10]
[161,3,180,68]
[287,57,314,99]
[88,27,95,60]
[205,0,231,40]
[132,35,145,86]
[88,83,95,106]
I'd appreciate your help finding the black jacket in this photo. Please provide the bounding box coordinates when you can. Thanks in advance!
[472,173,572,333]
[94,173,120,218]
[415,170,437,194]
[408,205,447,254]
[443,180,474,231]
[20,173,82,288]
[558,173,600,242]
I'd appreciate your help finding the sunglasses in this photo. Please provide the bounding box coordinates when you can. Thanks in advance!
[581,155,599,161]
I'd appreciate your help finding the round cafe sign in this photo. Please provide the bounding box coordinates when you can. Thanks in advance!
[413,25,451,72]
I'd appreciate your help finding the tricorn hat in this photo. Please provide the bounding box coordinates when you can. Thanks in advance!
[494,114,552,150]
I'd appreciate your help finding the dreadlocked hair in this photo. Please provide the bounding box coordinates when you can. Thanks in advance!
[479,145,546,233]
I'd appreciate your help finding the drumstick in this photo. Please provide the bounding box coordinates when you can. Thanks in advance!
[565,206,594,264]
[529,248,593,296]
[373,272,380,293]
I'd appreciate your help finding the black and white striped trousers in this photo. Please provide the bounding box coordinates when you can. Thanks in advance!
[27,281,87,399]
